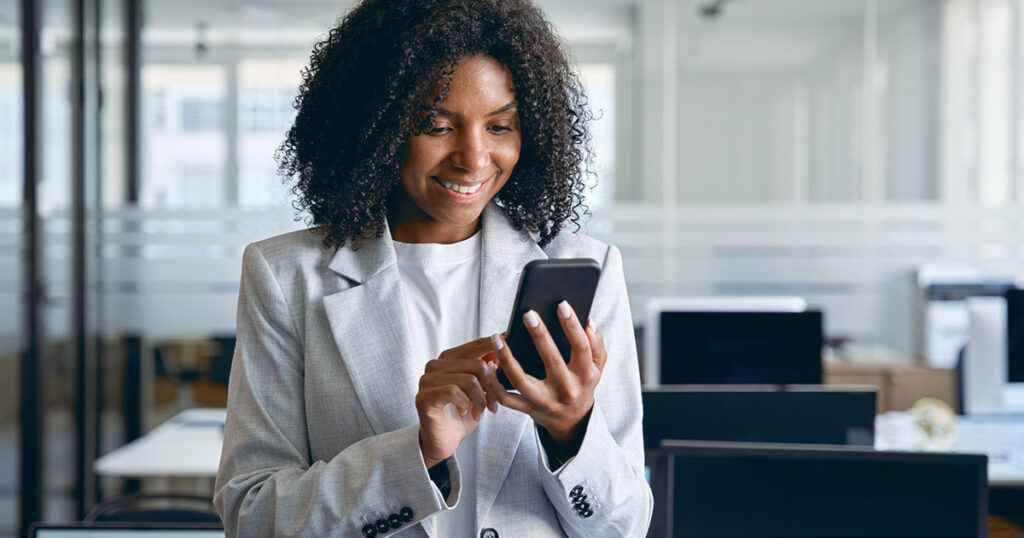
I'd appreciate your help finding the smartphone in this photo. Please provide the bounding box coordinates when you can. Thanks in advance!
[497,258,602,390]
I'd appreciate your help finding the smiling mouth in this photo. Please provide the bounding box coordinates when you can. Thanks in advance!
[432,176,485,195]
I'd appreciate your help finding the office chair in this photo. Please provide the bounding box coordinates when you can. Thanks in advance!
[208,336,235,387]
[83,494,222,524]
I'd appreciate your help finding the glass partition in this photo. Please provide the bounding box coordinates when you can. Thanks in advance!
[0,1,20,533]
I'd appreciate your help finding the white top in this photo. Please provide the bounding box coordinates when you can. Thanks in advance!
[394,231,482,536]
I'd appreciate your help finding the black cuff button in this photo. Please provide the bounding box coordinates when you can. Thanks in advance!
[399,506,414,522]
[361,523,378,537]
[388,514,402,529]
[570,485,583,497]
[580,508,594,518]
[571,493,587,504]
[375,518,389,533]
[480,528,499,538]
[574,500,590,512]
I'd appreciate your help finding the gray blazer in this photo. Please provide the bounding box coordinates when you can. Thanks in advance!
[214,203,653,537]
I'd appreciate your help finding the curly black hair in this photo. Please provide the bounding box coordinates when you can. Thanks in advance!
[276,0,594,249]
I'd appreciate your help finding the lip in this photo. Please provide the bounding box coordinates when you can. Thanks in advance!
[431,175,492,202]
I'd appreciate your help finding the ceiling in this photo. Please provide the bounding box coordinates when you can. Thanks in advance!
[0,0,939,66]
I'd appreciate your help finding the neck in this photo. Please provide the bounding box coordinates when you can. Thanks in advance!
[390,218,480,244]
[388,197,481,244]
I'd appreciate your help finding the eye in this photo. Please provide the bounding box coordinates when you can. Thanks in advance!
[428,125,452,135]
[489,125,513,133]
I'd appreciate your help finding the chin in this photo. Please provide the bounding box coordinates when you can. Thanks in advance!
[433,206,487,228]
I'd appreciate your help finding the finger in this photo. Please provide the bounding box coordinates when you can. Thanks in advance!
[419,372,488,412]
[480,356,535,415]
[480,352,499,412]
[521,309,570,383]
[490,333,543,399]
[587,321,608,373]
[556,301,594,376]
[417,385,475,418]
[426,354,501,412]
[437,336,496,361]
[425,356,493,391]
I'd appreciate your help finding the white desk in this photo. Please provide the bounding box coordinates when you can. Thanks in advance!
[875,411,1024,486]
[95,408,226,477]
[98,407,1024,487]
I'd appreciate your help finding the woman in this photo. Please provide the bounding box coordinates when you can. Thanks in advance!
[213,0,652,536]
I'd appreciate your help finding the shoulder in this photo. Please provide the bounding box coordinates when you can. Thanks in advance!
[542,228,616,267]
[242,228,335,282]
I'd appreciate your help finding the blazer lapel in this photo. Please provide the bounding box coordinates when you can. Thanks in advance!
[475,203,547,521]
[322,232,421,436]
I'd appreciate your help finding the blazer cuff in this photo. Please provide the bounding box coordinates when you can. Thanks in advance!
[424,455,462,510]
[535,400,611,509]
[386,424,462,522]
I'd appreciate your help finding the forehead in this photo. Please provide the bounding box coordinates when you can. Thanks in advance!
[438,55,517,109]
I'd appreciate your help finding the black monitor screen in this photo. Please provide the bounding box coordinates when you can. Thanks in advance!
[659,311,823,384]
[31,525,223,538]
[642,388,875,449]
[667,443,987,537]
[1007,289,1024,383]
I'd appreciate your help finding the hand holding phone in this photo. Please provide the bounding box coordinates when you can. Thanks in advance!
[497,258,601,390]
[485,258,608,451]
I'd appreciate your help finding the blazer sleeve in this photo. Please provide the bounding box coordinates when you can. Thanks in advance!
[213,243,455,537]
[534,244,654,537]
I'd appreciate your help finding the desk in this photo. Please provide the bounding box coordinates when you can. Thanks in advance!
[825,359,956,413]
[102,407,1024,485]
[875,411,1024,486]
[95,408,225,477]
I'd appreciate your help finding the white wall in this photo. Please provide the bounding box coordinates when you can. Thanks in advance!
[665,0,940,203]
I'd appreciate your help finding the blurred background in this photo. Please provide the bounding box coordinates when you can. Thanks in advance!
[3,0,1024,535]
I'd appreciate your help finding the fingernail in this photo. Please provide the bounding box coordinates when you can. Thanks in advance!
[488,400,499,414]
[524,310,540,328]
[483,361,495,375]
[587,317,595,330]
[491,333,504,351]
[444,403,461,420]
[557,300,571,319]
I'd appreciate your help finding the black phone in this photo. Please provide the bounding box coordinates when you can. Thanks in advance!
[497,258,601,390]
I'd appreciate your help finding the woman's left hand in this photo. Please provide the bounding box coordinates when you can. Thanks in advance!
[485,301,607,443]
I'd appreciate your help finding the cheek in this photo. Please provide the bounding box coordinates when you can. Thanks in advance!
[497,140,522,171]
[402,141,439,181]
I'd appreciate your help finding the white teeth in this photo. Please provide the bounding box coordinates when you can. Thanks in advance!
[439,179,483,194]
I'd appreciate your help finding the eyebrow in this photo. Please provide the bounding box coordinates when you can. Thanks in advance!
[436,101,517,119]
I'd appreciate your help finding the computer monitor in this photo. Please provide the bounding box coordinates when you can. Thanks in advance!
[642,385,876,449]
[964,296,1024,413]
[30,523,223,538]
[656,440,987,538]
[644,297,808,386]
[645,298,822,386]
[1006,290,1024,383]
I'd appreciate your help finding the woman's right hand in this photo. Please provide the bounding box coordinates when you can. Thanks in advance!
[416,337,499,469]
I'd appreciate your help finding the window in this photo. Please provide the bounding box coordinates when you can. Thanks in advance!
[142,65,227,208]
[578,63,617,209]
[237,58,303,209]
[0,64,21,208]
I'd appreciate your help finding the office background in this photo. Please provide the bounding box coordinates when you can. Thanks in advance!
[3,0,1024,535]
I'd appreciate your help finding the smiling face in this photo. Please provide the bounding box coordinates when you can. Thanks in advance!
[390,54,522,244]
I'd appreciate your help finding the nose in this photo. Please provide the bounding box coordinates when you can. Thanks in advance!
[450,130,491,173]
